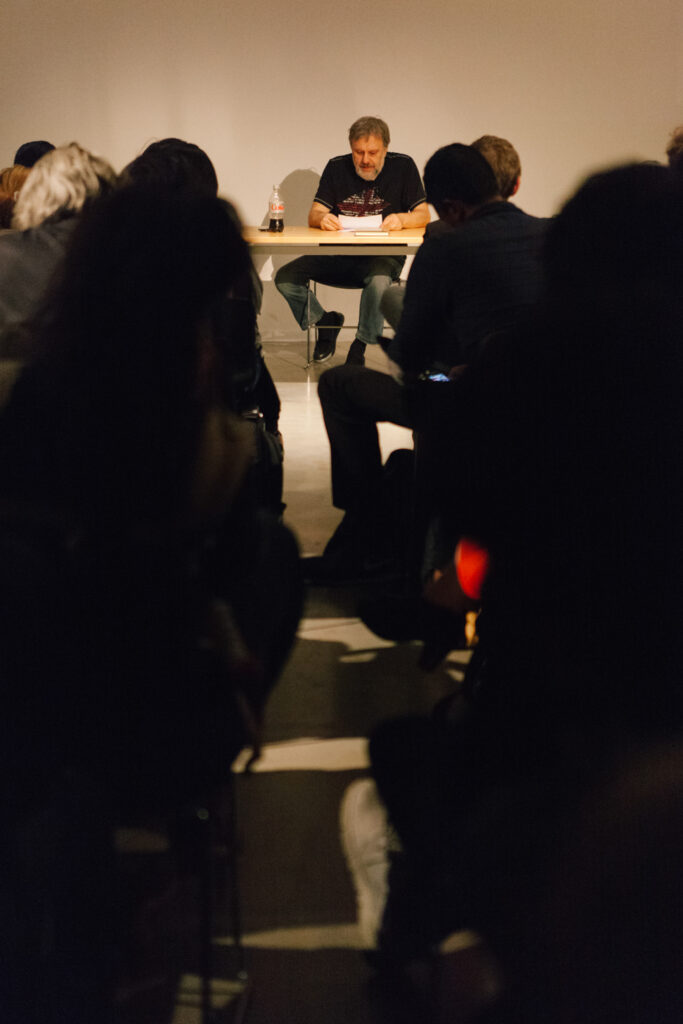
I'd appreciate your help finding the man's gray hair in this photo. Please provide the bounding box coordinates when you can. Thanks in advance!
[12,143,117,230]
[348,117,390,148]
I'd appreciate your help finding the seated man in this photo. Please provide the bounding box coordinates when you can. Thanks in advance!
[315,143,548,578]
[274,116,429,365]
[380,134,523,332]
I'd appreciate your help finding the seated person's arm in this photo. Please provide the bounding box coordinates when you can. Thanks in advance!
[381,201,430,231]
[309,201,341,231]
[386,240,443,376]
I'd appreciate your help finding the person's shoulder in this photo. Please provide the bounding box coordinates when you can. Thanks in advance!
[417,228,460,265]
[424,219,454,240]
[325,153,353,167]
[384,152,419,167]
[463,201,549,238]
[25,216,77,252]
[0,226,33,264]
[2,218,76,265]
[503,202,552,228]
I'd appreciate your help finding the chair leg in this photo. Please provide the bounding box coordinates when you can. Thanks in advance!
[185,783,251,1024]
[305,281,317,367]
[189,804,214,1024]
[225,779,247,981]
[206,775,251,1022]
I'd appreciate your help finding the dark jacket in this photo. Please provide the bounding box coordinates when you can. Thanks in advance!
[388,201,549,375]
[0,214,77,358]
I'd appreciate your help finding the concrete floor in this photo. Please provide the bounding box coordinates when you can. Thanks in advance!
[211,339,471,1024]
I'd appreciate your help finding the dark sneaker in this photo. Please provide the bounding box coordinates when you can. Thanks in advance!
[321,509,366,557]
[302,509,405,585]
[358,594,468,667]
[301,511,366,584]
[313,311,344,362]
[346,338,366,366]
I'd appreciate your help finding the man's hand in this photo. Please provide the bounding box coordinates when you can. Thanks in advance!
[384,202,430,230]
[381,213,403,231]
[309,201,341,230]
[319,211,342,231]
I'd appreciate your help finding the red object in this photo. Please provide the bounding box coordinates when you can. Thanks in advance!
[455,538,490,600]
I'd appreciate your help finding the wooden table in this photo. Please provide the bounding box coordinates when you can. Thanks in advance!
[243,224,425,257]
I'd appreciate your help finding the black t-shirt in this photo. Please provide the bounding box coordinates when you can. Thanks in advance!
[314,152,426,219]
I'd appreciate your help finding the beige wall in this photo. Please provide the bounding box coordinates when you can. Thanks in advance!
[5,0,682,335]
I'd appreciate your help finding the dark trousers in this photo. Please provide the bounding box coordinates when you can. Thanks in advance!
[317,365,413,512]
[318,366,468,583]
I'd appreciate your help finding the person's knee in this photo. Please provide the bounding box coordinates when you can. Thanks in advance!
[363,273,393,299]
[274,261,305,292]
[318,365,346,407]
[318,365,370,412]
[273,264,290,292]
[380,284,405,331]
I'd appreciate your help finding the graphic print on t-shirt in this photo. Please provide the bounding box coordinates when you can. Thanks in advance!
[338,187,388,218]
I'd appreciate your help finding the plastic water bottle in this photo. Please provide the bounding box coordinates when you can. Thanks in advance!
[268,185,284,232]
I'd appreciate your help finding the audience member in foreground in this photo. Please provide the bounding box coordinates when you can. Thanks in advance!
[314,143,547,582]
[341,162,683,1023]
[275,115,429,365]
[379,133,523,333]
[0,143,116,360]
[121,137,260,397]
[528,740,683,1024]
[121,137,283,511]
[0,186,301,1021]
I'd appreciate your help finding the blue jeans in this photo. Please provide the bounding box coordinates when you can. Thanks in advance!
[274,254,404,345]
[379,282,406,331]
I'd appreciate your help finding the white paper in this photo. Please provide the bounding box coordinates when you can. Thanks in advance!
[338,213,383,232]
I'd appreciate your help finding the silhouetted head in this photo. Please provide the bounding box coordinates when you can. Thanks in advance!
[543,161,683,297]
[11,143,116,229]
[665,124,683,175]
[423,143,500,223]
[13,140,55,168]
[121,138,219,196]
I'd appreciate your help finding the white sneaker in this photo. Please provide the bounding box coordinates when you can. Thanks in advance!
[339,778,400,948]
